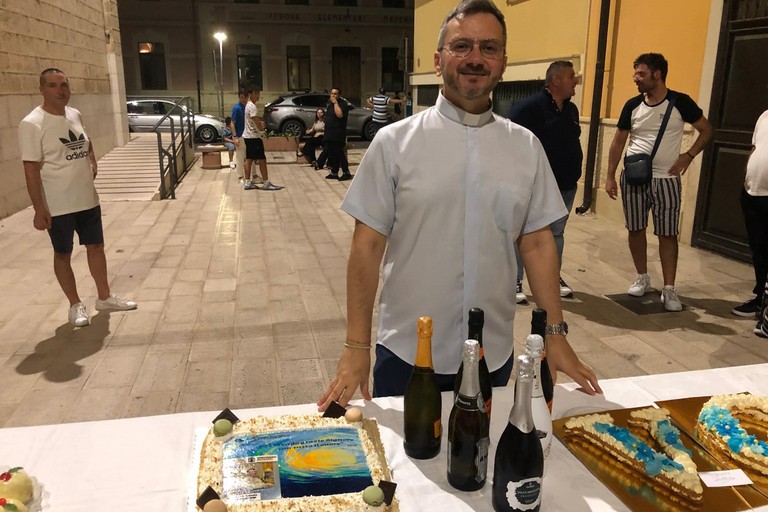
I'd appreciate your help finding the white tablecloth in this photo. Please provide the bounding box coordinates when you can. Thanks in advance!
[2,363,767,511]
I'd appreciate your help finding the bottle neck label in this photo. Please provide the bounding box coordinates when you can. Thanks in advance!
[455,393,484,412]
[504,477,541,510]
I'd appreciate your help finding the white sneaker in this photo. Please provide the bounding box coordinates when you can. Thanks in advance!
[95,294,138,311]
[229,162,236,169]
[516,281,527,304]
[628,274,651,296]
[661,286,683,312]
[68,302,89,327]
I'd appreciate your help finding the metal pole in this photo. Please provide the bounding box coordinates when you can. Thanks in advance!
[218,39,225,118]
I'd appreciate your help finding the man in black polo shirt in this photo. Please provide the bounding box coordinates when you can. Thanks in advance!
[508,60,582,302]
[324,87,353,181]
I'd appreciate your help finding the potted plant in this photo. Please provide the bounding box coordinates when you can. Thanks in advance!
[263,129,301,153]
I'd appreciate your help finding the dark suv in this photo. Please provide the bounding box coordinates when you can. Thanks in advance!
[263,92,382,141]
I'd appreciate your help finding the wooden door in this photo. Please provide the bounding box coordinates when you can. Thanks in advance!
[693,0,768,261]
[332,47,361,106]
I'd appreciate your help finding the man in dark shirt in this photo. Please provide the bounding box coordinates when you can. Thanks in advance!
[508,60,582,301]
[324,87,353,181]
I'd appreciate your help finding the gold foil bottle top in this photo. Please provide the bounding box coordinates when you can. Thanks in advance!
[417,316,433,338]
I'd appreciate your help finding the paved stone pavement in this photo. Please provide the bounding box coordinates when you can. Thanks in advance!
[1,150,766,428]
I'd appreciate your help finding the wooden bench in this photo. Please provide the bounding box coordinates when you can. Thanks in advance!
[200,145,228,169]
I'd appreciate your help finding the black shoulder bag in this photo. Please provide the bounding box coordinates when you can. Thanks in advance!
[623,92,677,186]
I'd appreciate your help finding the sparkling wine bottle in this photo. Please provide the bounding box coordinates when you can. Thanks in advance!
[454,308,493,420]
[492,354,544,512]
[524,334,553,458]
[403,316,442,459]
[531,308,554,411]
[447,339,490,491]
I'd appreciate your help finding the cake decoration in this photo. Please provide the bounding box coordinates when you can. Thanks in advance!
[362,485,385,506]
[213,409,240,426]
[322,401,347,419]
[0,497,29,512]
[696,394,768,476]
[196,486,222,511]
[0,468,33,504]
[214,419,234,437]
[202,499,229,512]
[564,413,703,504]
[345,407,364,423]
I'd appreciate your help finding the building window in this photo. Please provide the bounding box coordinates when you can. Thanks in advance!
[237,44,263,90]
[138,42,167,90]
[381,47,404,92]
[334,0,357,5]
[287,46,311,91]
[382,0,404,7]
[417,85,439,107]
[492,79,544,116]
[285,0,308,4]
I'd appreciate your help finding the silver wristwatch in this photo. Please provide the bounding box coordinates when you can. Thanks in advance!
[545,322,568,336]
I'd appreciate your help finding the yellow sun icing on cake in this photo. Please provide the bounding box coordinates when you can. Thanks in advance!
[284,446,357,471]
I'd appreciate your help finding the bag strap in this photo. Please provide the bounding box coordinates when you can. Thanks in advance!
[650,91,677,161]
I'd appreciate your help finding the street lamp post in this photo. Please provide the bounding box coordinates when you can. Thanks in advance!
[213,32,227,118]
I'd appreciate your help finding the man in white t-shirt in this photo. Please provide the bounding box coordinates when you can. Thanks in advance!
[604,53,713,312]
[242,86,282,191]
[740,109,768,334]
[317,0,601,411]
[19,68,137,327]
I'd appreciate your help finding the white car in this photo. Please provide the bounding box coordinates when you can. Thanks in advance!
[126,99,225,143]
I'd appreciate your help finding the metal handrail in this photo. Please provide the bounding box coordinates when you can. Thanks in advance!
[128,96,196,199]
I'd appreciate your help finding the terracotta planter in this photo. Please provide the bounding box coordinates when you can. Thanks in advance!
[263,136,299,152]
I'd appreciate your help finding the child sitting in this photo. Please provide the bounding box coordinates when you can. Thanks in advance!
[222,116,237,169]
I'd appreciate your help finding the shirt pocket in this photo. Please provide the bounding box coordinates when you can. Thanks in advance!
[493,182,527,234]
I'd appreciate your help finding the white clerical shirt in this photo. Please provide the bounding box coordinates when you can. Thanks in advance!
[341,92,566,374]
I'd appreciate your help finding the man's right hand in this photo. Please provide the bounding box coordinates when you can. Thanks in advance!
[33,208,51,230]
[317,346,372,412]
[605,176,618,200]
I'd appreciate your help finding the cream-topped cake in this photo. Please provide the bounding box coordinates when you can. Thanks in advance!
[197,413,397,511]
[696,393,768,477]
[564,412,703,504]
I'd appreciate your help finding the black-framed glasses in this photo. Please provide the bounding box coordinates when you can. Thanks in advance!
[439,38,504,60]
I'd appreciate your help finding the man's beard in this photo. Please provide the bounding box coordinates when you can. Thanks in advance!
[442,63,502,101]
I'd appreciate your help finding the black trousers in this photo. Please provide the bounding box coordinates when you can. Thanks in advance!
[300,135,324,163]
[325,139,349,175]
[740,188,768,299]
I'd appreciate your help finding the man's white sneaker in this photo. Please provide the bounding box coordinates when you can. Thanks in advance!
[95,294,138,311]
[229,162,236,169]
[516,281,527,304]
[68,302,89,327]
[661,286,683,312]
[559,277,573,298]
[628,274,651,296]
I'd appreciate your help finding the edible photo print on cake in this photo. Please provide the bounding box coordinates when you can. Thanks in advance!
[222,455,281,501]
[223,428,374,498]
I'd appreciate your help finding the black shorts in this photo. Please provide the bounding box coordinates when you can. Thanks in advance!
[48,205,104,254]
[244,138,266,161]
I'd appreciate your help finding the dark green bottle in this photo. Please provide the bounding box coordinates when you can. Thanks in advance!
[448,339,490,491]
[453,308,492,420]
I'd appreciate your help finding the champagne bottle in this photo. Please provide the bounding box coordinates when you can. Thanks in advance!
[525,334,553,458]
[403,316,442,459]
[531,308,554,411]
[454,308,493,420]
[492,354,544,512]
[447,339,490,491]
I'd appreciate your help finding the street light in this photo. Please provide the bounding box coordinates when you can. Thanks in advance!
[213,32,227,118]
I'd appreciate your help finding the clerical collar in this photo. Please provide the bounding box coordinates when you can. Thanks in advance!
[436,92,494,127]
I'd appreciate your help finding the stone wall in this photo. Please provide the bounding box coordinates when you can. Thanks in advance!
[0,0,129,219]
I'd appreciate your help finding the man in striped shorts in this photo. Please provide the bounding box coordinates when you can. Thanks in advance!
[605,53,712,311]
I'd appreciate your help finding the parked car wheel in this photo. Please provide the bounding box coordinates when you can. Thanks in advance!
[196,124,218,143]
[363,120,381,141]
[279,118,306,136]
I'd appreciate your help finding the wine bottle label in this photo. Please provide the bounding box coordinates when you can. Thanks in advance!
[475,437,489,482]
[504,477,541,510]
[433,419,441,439]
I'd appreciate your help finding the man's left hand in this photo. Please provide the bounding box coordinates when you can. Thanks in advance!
[545,334,602,395]
[668,153,694,176]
